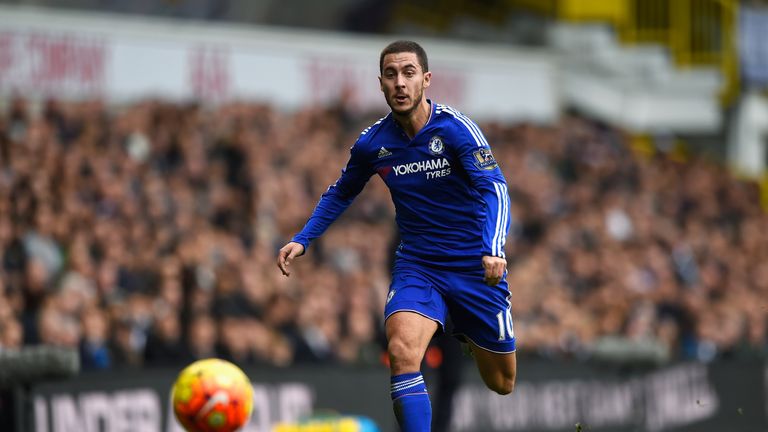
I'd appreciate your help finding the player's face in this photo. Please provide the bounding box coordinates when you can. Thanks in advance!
[379,52,431,116]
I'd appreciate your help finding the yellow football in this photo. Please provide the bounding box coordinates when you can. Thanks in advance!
[171,358,254,432]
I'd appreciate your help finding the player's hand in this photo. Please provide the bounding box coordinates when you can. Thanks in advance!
[482,255,506,286]
[277,242,305,277]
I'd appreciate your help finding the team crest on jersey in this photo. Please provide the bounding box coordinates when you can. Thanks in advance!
[473,147,498,170]
[428,136,444,155]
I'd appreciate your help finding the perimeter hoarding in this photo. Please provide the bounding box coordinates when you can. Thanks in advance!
[18,360,768,432]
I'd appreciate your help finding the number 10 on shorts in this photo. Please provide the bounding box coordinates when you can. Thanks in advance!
[496,309,514,341]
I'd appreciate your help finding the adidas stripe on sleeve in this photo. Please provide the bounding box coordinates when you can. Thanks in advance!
[439,105,511,258]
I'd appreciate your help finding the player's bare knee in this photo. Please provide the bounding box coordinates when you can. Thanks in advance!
[492,377,515,395]
[486,374,515,395]
[488,370,516,395]
[387,338,422,372]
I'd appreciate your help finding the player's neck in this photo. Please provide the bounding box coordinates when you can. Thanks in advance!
[394,99,431,139]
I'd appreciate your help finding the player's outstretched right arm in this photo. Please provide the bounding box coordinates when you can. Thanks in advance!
[277,241,305,277]
[277,134,375,277]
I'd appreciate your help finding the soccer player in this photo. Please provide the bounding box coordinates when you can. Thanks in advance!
[277,40,516,431]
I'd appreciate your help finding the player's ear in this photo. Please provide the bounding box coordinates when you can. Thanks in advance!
[423,71,431,89]
[379,76,384,93]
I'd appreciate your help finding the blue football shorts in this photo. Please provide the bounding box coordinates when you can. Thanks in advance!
[384,258,516,353]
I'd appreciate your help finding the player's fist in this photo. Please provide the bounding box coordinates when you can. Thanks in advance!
[277,242,305,277]
[482,255,506,286]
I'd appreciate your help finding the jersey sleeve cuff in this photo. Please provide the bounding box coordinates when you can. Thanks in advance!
[482,249,504,258]
[290,236,310,255]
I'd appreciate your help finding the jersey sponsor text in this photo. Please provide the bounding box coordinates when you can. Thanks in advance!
[392,158,450,177]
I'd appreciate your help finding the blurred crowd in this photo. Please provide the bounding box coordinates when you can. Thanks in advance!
[0,97,765,371]
[501,118,768,363]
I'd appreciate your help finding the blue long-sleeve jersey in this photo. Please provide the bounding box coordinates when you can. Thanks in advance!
[292,102,511,268]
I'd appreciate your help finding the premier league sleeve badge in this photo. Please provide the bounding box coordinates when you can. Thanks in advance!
[472,147,498,170]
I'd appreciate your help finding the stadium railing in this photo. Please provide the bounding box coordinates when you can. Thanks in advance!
[508,0,740,104]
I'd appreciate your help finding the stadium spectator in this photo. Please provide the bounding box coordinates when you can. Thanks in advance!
[185,314,218,361]
[144,304,187,366]
[79,305,111,370]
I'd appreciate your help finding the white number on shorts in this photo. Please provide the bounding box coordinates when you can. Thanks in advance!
[496,309,515,341]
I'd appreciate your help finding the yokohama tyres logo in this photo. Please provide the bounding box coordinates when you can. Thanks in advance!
[392,158,449,176]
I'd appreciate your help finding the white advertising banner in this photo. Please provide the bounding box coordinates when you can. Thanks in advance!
[0,6,558,122]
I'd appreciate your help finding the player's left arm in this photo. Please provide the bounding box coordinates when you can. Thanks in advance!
[452,123,511,286]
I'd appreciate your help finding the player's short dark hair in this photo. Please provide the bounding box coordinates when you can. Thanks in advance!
[379,40,429,74]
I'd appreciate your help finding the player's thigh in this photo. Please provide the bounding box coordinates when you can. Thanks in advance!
[384,260,447,373]
[386,311,439,373]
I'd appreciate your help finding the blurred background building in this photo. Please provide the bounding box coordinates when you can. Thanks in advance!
[0,1,766,431]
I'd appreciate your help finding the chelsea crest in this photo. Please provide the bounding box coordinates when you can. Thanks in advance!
[428,136,444,155]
